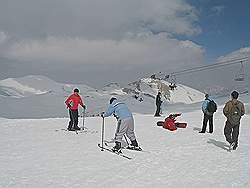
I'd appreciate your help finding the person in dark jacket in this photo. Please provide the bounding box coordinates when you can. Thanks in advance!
[199,94,216,133]
[223,91,245,150]
[154,92,162,117]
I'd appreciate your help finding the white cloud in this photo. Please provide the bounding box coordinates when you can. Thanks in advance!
[5,33,204,71]
[1,0,202,67]
[0,31,8,44]
[0,0,204,85]
[0,31,9,45]
[211,5,225,16]
[0,31,10,56]
[0,0,200,39]
[217,47,250,62]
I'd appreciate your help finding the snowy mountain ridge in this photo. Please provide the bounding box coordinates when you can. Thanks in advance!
[124,77,204,104]
[0,75,205,118]
[0,77,49,98]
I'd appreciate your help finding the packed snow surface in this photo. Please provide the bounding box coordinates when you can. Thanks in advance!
[0,75,249,187]
[1,103,249,188]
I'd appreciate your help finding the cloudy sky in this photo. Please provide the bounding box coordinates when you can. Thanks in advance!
[0,0,249,87]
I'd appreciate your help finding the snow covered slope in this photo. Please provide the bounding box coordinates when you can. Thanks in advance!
[0,75,111,118]
[126,78,204,104]
[0,76,49,98]
[0,103,249,188]
[0,75,205,118]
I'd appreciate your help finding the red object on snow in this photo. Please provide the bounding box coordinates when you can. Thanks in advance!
[163,117,177,131]
[65,93,84,110]
[175,123,187,128]
[163,113,187,131]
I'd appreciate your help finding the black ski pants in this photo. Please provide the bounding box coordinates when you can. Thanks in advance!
[155,104,161,116]
[201,113,213,133]
[68,109,79,130]
[224,121,240,147]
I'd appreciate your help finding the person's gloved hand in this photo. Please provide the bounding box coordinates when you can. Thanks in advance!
[83,105,86,110]
[101,112,105,118]
[67,103,71,108]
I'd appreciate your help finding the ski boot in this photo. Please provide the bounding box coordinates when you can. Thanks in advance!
[129,139,142,151]
[73,126,81,131]
[229,142,235,151]
[112,141,122,153]
[67,125,74,131]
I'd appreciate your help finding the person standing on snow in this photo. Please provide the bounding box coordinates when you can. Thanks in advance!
[199,94,217,133]
[155,92,162,117]
[65,88,86,131]
[223,91,245,150]
[102,97,140,152]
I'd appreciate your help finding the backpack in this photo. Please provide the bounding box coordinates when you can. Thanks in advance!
[207,100,217,113]
[228,102,241,125]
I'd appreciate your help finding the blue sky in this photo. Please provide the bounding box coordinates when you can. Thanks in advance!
[186,0,250,62]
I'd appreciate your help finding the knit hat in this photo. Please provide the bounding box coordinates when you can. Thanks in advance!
[231,91,239,99]
[110,97,117,104]
[169,113,175,118]
[74,88,79,93]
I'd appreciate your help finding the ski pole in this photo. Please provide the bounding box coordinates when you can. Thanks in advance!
[101,116,105,151]
[124,134,130,146]
[81,108,86,131]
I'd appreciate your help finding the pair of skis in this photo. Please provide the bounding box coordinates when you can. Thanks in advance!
[98,143,133,160]
[99,117,143,160]
[98,143,143,160]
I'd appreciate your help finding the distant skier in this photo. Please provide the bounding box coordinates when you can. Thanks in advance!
[223,91,245,150]
[199,94,217,133]
[65,88,86,131]
[102,97,140,152]
[154,92,162,117]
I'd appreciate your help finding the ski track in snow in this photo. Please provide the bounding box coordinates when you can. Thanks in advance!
[0,108,250,188]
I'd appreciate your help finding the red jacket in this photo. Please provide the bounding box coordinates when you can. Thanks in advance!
[65,93,84,110]
[163,113,181,131]
[163,117,177,131]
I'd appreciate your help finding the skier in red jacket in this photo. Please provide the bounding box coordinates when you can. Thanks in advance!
[157,113,187,131]
[65,88,85,131]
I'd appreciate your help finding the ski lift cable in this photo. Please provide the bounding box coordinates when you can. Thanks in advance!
[167,56,249,77]
[172,57,249,76]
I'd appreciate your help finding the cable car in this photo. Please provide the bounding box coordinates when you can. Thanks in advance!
[234,61,245,82]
